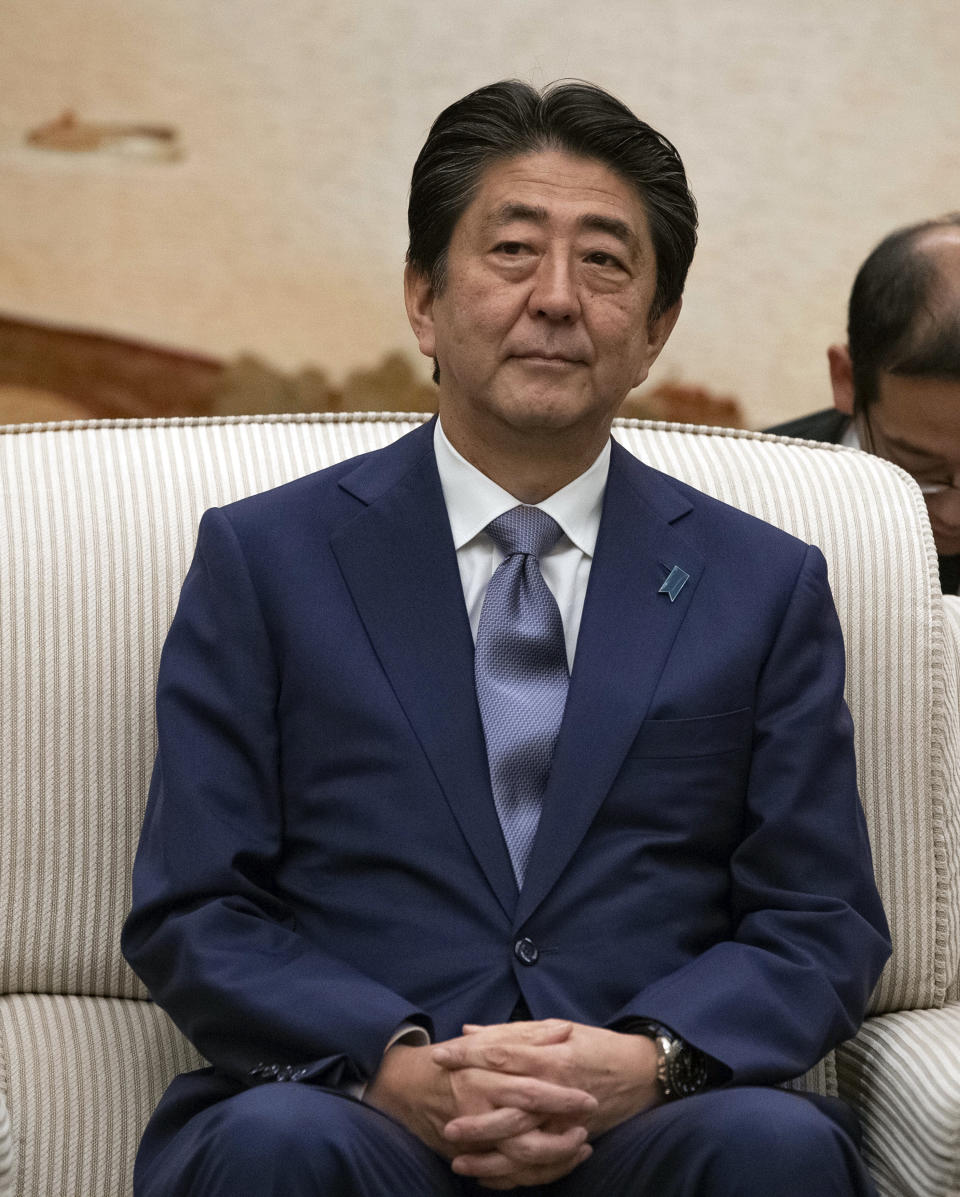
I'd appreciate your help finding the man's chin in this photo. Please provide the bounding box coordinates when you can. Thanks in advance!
[491,385,620,435]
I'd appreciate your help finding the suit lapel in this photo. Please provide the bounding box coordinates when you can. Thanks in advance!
[516,443,704,926]
[330,424,517,918]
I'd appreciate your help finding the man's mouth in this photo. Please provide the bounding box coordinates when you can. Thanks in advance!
[513,352,584,366]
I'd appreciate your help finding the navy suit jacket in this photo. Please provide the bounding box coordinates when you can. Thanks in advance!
[123,419,890,1097]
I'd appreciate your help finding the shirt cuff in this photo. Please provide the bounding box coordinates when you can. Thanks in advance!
[352,1021,432,1100]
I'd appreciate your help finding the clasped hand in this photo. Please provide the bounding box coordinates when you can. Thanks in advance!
[366,1018,660,1190]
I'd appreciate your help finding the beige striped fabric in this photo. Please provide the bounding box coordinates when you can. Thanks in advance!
[780,1055,837,1101]
[0,414,428,1001]
[943,597,960,1004]
[837,1002,960,1197]
[0,1091,14,1197]
[1,414,957,1196]
[0,994,203,1197]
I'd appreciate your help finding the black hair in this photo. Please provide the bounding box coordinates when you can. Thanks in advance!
[848,213,960,410]
[407,79,698,324]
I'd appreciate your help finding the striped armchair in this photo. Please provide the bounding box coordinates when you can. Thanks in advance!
[1,413,958,1196]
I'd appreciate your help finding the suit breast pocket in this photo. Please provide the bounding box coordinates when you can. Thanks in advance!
[626,706,753,759]
[609,707,754,853]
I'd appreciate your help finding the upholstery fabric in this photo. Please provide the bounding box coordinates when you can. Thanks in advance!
[942,596,960,1006]
[837,1002,960,1197]
[0,1092,13,1197]
[0,994,203,1196]
[0,414,426,1001]
[1,413,957,1195]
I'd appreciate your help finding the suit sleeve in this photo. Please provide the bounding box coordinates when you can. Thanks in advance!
[121,507,430,1089]
[612,544,891,1083]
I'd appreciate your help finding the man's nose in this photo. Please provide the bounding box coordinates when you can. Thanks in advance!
[528,253,581,321]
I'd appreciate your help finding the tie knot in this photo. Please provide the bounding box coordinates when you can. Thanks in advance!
[486,505,564,559]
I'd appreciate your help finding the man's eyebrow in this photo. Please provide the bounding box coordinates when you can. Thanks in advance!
[579,213,640,254]
[487,202,549,229]
[486,204,641,255]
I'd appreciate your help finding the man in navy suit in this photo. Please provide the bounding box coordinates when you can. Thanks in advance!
[769,214,960,594]
[123,81,890,1195]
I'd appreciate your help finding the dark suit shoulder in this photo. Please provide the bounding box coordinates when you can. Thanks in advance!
[612,441,814,581]
[216,420,436,531]
[765,409,850,444]
[663,470,814,571]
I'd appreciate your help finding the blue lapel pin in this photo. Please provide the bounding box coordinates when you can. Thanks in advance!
[658,564,690,603]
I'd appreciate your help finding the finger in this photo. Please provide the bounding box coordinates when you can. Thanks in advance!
[434,1039,528,1072]
[444,1107,541,1143]
[497,1122,590,1167]
[453,1139,592,1184]
[436,1038,571,1079]
[477,1074,597,1118]
[450,1124,588,1176]
[460,1019,573,1044]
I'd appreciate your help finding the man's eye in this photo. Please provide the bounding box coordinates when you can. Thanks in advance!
[585,251,623,269]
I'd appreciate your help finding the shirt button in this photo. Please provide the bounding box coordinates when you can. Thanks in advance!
[514,937,539,966]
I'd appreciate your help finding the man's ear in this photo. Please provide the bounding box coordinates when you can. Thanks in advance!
[633,299,682,388]
[404,262,437,360]
[828,343,855,415]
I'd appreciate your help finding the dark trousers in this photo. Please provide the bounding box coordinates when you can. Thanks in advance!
[136,1068,878,1196]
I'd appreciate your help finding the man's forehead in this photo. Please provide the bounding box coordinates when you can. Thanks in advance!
[876,374,960,445]
[915,225,960,297]
[467,151,650,243]
[915,224,960,258]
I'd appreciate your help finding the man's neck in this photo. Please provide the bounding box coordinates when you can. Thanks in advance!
[437,412,612,504]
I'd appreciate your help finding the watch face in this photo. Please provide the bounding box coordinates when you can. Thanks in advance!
[669,1042,709,1098]
[647,1026,711,1100]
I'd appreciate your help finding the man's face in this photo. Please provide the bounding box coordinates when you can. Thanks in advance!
[405,150,679,457]
[863,373,960,556]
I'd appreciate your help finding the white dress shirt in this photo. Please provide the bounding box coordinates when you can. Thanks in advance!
[433,418,610,672]
[841,421,861,451]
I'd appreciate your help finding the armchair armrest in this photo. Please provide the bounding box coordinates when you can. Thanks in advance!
[942,596,960,1006]
[837,1003,960,1197]
[0,1092,14,1197]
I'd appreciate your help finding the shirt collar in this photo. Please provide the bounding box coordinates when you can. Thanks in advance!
[434,417,609,557]
[841,419,861,450]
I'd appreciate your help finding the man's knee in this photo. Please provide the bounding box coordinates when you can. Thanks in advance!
[586,1087,874,1197]
[676,1088,872,1196]
[200,1085,354,1183]
[147,1083,460,1197]
[149,1084,379,1195]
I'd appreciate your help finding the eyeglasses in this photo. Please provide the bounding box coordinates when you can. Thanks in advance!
[860,408,960,498]
[916,480,960,496]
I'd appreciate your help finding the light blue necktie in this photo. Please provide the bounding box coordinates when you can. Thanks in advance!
[475,505,570,887]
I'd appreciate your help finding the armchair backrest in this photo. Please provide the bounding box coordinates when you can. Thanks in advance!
[1,413,957,1195]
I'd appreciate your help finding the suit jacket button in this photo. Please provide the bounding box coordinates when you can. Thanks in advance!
[514,937,539,966]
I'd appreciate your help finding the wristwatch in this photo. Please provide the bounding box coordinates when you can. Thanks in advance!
[634,1021,711,1100]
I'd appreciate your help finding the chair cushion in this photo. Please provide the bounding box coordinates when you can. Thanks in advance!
[837,1003,960,1197]
[0,1091,14,1197]
[0,993,203,1197]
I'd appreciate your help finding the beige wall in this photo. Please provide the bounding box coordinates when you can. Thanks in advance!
[1,0,958,425]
